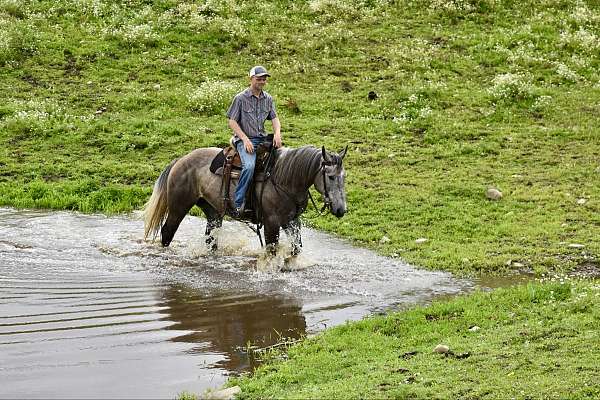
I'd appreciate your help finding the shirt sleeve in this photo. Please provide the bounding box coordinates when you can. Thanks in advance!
[226,95,242,121]
[267,98,277,120]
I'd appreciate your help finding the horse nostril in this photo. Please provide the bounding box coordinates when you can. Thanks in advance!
[335,209,345,218]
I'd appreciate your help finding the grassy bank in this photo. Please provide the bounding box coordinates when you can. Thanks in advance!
[1,0,598,275]
[229,278,600,399]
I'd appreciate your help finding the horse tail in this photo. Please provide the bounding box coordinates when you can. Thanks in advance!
[143,159,178,240]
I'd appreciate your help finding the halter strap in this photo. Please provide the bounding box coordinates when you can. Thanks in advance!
[320,160,333,212]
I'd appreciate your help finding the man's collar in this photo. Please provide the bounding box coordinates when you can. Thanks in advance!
[244,87,265,98]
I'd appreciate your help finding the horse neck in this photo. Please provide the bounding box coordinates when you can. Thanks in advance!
[273,147,321,194]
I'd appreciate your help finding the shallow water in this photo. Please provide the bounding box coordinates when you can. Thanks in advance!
[0,207,476,399]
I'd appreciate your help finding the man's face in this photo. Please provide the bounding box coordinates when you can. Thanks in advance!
[250,75,268,91]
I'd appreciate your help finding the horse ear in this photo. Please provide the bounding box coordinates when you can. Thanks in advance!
[322,146,331,163]
[339,145,348,160]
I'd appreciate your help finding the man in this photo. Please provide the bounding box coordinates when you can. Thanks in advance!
[226,65,282,216]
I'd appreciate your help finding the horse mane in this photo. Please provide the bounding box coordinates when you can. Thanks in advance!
[271,145,322,189]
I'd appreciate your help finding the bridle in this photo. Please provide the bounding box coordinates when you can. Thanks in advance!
[308,157,338,215]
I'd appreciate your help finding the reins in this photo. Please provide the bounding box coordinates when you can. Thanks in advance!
[270,157,335,217]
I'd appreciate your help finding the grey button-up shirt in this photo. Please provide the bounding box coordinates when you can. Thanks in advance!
[226,88,277,140]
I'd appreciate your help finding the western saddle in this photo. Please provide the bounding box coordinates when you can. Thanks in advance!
[209,136,275,217]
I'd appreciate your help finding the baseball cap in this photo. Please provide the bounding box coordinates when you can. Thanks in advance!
[249,65,270,77]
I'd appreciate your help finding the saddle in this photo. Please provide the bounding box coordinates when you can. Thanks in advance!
[209,137,275,216]
[209,146,242,178]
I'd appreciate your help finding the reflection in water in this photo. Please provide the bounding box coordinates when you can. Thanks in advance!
[0,208,473,398]
[161,285,306,372]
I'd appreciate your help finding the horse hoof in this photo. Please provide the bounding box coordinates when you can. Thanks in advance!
[265,244,277,256]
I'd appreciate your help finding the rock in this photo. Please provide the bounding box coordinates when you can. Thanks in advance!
[469,326,480,332]
[485,188,503,200]
[379,235,391,244]
[433,344,450,354]
[205,386,241,400]
[368,91,378,100]
[577,198,587,205]
[153,83,161,90]
[415,238,428,244]
[568,243,585,249]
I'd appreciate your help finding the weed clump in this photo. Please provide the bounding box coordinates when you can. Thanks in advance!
[487,72,535,103]
[186,79,241,115]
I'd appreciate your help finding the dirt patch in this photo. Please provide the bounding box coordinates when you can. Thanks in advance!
[569,261,600,279]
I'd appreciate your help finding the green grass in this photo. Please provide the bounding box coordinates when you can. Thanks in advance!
[231,278,600,399]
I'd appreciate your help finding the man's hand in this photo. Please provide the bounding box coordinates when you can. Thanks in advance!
[273,132,282,148]
[243,138,255,153]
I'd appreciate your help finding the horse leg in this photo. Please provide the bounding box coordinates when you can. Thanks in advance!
[263,220,280,256]
[196,198,222,251]
[161,197,196,247]
[161,209,188,247]
[283,218,302,256]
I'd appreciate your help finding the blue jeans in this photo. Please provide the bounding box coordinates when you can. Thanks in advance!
[234,136,265,209]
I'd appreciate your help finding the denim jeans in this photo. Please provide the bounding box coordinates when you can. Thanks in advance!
[234,136,266,209]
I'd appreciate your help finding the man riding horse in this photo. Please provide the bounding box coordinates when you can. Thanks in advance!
[226,65,282,218]
[143,65,347,259]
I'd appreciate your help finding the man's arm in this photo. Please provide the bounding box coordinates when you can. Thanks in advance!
[228,119,255,153]
[272,117,281,148]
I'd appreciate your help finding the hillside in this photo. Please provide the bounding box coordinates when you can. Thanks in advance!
[1,0,598,275]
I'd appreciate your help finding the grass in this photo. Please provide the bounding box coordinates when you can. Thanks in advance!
[230,278,600,399]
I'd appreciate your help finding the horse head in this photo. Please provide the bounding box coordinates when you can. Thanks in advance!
[313,146,348,218]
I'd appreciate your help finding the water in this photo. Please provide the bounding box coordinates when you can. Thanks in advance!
[0,207,475,398]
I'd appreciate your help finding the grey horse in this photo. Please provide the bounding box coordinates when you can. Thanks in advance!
[143,145,347,255]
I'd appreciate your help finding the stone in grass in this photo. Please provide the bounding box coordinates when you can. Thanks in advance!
[415,238,428,244]
[433,344,450,354]
[433,344,470,359]
[485,188,503,200]
[203,386,241,400]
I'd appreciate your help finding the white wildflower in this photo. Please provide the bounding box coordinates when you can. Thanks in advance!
[530,95,552,113]
[488,72,534,102]
[103,23,158,47]
[187,79,241,115]
[555,62,580,83]
[559,28,600,51]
